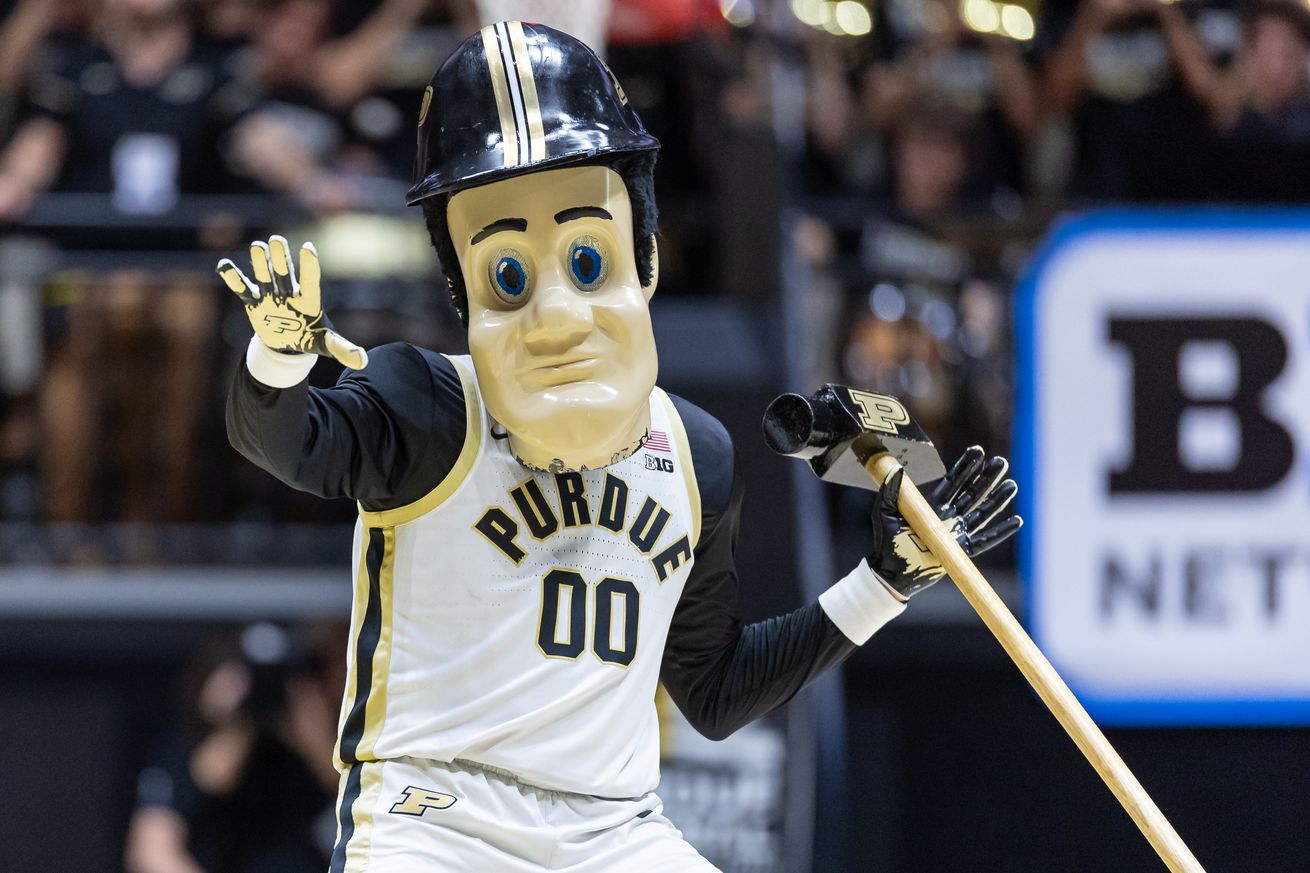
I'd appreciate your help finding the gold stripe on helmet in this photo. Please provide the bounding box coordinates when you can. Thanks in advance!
[507,21,547,161]
[480,24,519,168]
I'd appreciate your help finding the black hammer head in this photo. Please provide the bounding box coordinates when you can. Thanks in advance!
[762,385,946,490]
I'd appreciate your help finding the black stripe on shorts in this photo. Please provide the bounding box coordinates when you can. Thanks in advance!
[329,763,364,873]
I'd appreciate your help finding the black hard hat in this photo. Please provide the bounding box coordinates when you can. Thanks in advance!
[406,21,660,205]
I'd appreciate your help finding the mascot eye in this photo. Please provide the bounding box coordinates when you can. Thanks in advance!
[567,236,608,292]
[488,249,531,304]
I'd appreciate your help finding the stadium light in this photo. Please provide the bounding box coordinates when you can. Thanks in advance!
[721,0,756,26]
[792,0,875,36]
[791,0,826,26]
[834,0,874,35]
[999,3,1034,39]
[960,0,1034,40]
[961,0,1000,33]
[820,1,846,34]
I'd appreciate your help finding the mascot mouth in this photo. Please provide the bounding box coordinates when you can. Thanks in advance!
[532,355,596,371]
[524,356,601,387]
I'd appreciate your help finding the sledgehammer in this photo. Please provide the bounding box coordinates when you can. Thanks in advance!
[763,384,1204,873]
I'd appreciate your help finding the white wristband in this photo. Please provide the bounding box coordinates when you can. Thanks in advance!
[819,558,907,644]
[245,336,316,388]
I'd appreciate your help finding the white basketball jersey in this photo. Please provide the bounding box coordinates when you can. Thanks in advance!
[335,355,702,798]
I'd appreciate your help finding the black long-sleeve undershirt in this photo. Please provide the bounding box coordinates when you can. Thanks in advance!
[226,342,856,741]
[227,343,466,511]
[660,395,856,739]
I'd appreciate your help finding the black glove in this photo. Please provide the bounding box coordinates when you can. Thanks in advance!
[868,446,1023,599]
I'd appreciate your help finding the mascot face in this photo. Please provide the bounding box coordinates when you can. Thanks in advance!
[447,164,658,472]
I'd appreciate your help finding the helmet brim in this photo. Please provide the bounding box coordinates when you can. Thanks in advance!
[406,136,659,206]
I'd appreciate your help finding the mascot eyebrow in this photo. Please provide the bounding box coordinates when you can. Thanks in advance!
[472,218,527,244]
[554,206,612,223]
[469,207,609,245]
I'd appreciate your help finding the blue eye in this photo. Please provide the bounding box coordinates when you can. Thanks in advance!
[488,249,531,304]
[568,236,608,291]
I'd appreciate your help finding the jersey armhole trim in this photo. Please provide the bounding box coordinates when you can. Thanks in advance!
[357,356,483,527]
[654,387,701,550]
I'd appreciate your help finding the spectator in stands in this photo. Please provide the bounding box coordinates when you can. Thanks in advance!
[887,104,976,220]
[1157,0,1310,199]
[861,0,1040,197]
[0,0,261,526]
[125,624,344,873]
[851,105,976,433]
[802,30,871,197]
[0,0,91,140]
[0,0,53,131]
[605,0,738,295]
[1158,0,1310,131]
[0,0,258,219]
[1041,0,1213,199]
[226,0,435,214]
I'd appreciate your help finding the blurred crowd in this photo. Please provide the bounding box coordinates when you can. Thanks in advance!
[0,0,750,550]
[802,0,1310,206]
[0,0,478,544]
[1,0,1306,556]
[792,0,1310,485]
[0,0,467,218]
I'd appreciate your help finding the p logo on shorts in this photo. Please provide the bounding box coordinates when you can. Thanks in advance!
[390,785,458,817]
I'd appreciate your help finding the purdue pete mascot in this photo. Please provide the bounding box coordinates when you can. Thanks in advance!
[220,20,1020,873]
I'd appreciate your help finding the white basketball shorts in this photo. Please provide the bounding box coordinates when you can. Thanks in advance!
[328,757,721,872]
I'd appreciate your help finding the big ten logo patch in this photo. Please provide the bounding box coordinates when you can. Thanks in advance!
[645,455,673,473]
[390,786,457,818]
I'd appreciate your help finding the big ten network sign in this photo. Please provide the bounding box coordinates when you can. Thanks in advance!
[1016,211,1310,725]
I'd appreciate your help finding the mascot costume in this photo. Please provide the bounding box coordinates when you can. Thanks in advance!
[221,21,1020,872]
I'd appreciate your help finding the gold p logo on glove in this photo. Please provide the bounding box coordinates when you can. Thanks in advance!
[868,449,1021,599]
[262,314,306,334]
[890,527,946,586]
[217,235,368,371]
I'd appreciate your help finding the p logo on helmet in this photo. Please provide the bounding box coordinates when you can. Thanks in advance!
[418,86,432,128]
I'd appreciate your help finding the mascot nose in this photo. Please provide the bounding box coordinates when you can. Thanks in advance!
[523,281,594,353]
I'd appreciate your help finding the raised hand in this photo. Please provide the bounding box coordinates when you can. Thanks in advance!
[868,446,1022,599]
[218,235,368,370]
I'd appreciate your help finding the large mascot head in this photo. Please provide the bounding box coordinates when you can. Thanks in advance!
[408,21,661,473]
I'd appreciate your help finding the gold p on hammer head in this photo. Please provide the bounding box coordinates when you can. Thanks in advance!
[762,385,946,490]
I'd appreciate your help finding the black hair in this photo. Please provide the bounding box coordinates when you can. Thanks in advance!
[420,151,659,326]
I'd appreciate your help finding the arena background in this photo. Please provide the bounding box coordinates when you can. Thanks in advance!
[1,0,1307,870]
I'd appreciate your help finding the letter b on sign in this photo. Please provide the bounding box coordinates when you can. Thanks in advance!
[1108,317,1293,492]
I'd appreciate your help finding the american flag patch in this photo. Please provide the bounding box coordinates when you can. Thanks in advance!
[645,430,671,452]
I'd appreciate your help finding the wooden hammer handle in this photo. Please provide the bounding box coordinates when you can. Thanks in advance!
[865,452,1204,873]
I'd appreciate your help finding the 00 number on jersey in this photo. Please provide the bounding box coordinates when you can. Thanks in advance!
[537,569,640,666]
